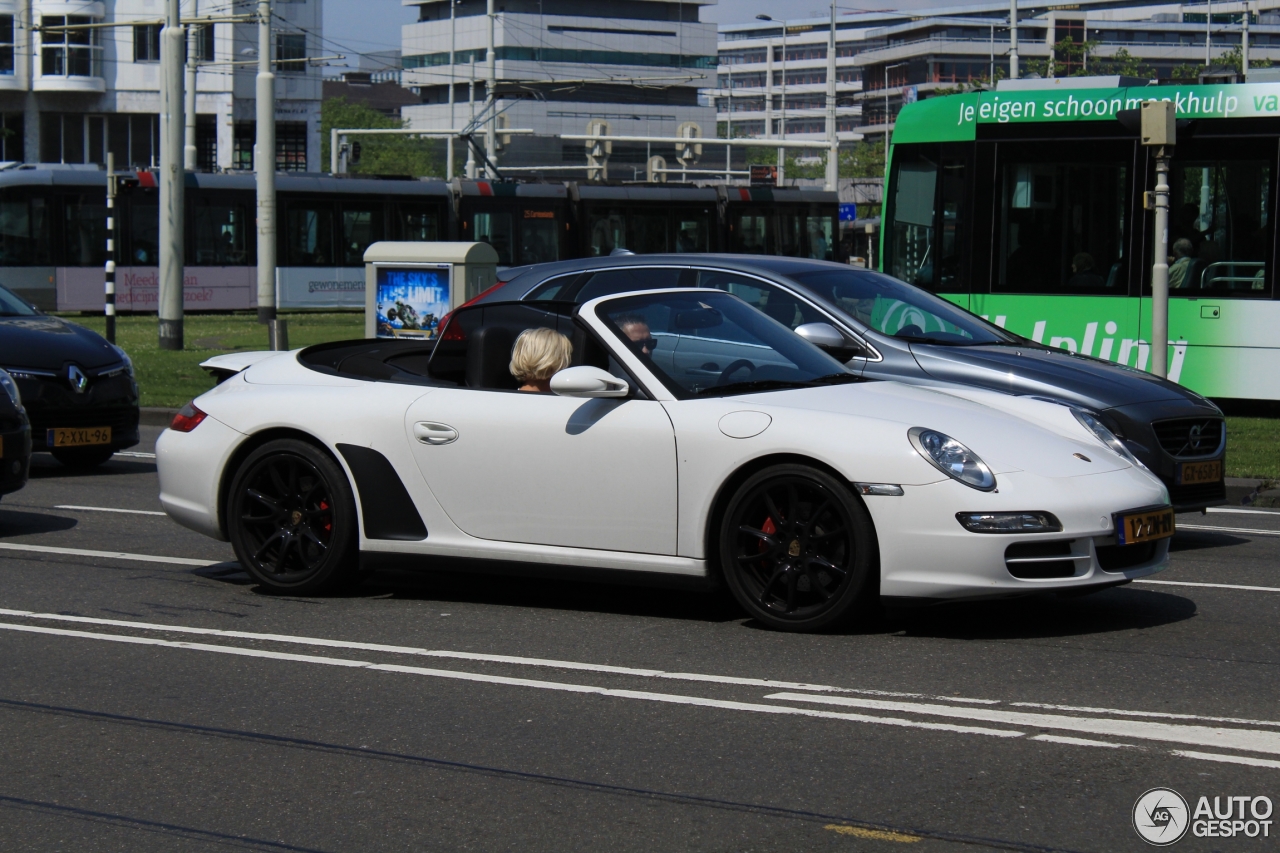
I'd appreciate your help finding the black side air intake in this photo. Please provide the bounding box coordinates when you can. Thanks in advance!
[336,444,428,541]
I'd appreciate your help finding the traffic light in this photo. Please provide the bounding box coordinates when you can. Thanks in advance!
[350,141,362,165]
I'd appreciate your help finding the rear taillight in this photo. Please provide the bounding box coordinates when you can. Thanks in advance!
[170,402,208,432]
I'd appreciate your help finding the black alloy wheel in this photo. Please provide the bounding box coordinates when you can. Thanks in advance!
[227,439,358,594]
[51,446,116,468]
[720,464,876,632]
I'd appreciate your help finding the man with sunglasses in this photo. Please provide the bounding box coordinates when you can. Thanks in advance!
[617,314,658,357]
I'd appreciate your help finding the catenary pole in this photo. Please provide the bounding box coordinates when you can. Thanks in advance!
[184,25,197,171]
[825,0,837,193]
[1009,0,1019,79]
[484,0,496,177]
[256,0,277,323]
[447,0,456,180]
[158,0,185,350]
[104,151,116,344]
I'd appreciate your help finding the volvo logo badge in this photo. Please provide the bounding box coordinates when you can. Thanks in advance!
[1188,423,1204,451]
[66,364,88,394]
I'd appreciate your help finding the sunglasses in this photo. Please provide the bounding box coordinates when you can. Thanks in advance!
[631,337,658,351]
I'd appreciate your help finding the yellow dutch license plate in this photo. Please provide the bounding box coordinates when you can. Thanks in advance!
[1178,459,1223,485]
[1115,507,1176,546]
[47,427,111,448]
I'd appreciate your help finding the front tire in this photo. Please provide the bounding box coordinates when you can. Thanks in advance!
[227,439,359,594]
[719,464,876,632]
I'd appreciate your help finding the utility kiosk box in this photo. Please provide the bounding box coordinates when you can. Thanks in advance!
[363,241,500,339]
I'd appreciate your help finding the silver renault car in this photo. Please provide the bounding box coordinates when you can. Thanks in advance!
[474,254,1227,512]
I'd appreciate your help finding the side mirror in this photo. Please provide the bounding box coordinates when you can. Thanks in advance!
[550,366,630,398]
[795,322,846,349]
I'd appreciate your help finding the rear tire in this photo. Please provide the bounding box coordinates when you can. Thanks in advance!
[719,464,876,632]
[227,439,359,594]
[52,447,115,468]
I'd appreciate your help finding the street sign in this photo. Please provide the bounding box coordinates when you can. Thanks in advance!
[839,203,858,222]
[750,165,777,187]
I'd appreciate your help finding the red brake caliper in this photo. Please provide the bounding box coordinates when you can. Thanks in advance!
[759,516,777,552]
[319,500,332,536]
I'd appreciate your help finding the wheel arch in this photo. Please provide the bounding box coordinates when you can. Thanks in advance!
[216,427,345,540]
[703,452,881,586]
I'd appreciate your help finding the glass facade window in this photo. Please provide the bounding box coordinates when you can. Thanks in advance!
[405,47,717,70]
[275,33,306,73]
[134,24,160,62]
[192,24,215,62]
[0,113,22,162]
[0,15,14,74]
[41,16,102,77]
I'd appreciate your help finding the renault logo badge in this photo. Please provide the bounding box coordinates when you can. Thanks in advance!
[67,364,88,394]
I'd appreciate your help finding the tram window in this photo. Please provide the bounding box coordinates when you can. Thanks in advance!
[520,216,558,264]
[341,206,383,266]
[1166,159,1272,297]
[192,201,250,266]
[283,202,335,266]
[994,148,1128,295]
[778,213,802,257]
[63,195,107,267]
[629,214,669,254]
[884,145,968,292]
[394,204,438,241]
[588,211,624,256]
[806,212,835,261]
[0,196,52,265]
[733,214,770,254]
[472,212,513,265]
[125,197,160,266]
[675,216,710,253]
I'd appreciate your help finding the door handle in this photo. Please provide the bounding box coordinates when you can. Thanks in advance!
[413,422,458,445]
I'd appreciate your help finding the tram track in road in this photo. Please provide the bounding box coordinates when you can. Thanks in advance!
[3,607,1280,772]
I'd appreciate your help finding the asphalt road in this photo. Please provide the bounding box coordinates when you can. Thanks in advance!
[1,426,1278,852]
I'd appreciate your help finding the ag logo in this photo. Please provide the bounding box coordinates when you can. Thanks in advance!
[1134,788,1190,846]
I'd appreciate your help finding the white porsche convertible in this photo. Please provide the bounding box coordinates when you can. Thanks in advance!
[158,289,1173,632]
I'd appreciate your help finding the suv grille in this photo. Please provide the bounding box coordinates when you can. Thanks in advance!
[1153,417,1224,459]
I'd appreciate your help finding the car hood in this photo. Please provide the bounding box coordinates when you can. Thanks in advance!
[0,315,120,370]
[908,343,1200,411]
[737,380,1131,480]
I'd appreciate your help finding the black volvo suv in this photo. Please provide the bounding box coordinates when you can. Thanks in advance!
[0,285,139,468]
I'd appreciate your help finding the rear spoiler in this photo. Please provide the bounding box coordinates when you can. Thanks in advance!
[199,351,281,383]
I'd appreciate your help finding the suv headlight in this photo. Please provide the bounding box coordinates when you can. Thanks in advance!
[1071,409,1146,469]
[908,427,997,491]
[0,368,20,409]
[110,343,135,378]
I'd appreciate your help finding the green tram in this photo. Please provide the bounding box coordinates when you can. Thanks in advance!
[883,79,1280,404]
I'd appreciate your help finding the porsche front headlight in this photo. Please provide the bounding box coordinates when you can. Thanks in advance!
[1072,409,1145,469]
[908,427,996,491]
[0,368,20,409]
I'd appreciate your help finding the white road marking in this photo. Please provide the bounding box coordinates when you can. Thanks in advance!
[1030,734,1136,749]
[764,693,1280,757]
[0,543,221,567]
[1010,702,1280,729]
[1135,579,1280,594]
[54,505,167,517]
[1207,507,1280,517]
[1172,750,1280,770]
[1179,524,1280,537]
[113,451,156,459]
[0,620,1022,739]
[0,607,995,703]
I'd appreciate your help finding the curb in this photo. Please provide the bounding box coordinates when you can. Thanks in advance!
[140,407,179,427]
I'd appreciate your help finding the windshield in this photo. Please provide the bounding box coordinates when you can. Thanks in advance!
[787,269,1012,346]
[595,291,856,399]
[0,285,37,317]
